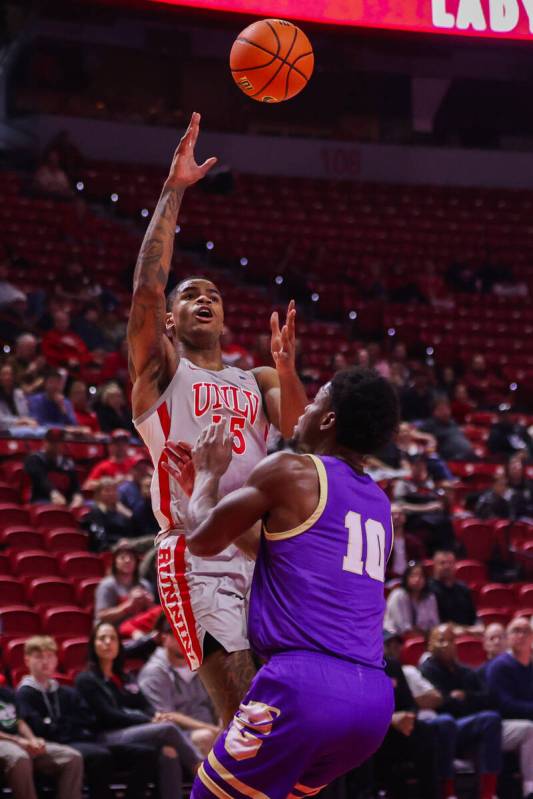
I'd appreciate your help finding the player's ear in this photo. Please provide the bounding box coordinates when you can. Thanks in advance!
[319,411,336,432]
[165,312,175,336]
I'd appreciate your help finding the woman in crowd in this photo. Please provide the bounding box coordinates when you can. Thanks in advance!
[384,561,440,636]
[96,382,134,434]
[76,622,201,799]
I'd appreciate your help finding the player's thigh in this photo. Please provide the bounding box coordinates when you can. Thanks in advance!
[199,646,256,727]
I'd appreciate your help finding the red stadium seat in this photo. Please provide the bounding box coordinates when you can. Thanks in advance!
[0,606,41,641]
[455,521,495,562]
[31,506,77,532]
[60,552,105,579]
[400,637,426,666]
[0,484,21,504]
[0,504,30,531]
[10,550,59,579]
[45,529,88,553]
[513,608,533,620]
[27,577,77,608]
[455,559,487,588]
[0,576,26,604]
[493,520,533,549]
[3,638,29,670]
[478,584,517,610]
[455,636,486,668]
[476,608,513,626]
[0,554,10,574]
[0,527,44,551]
[60,637,89,672]
[42,606,92,638]
[76,577,101,608]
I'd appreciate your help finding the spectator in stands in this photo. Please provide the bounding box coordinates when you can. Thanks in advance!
[41,310,92,373]
[487,407,533,459]
[421,624,502,799]
[475,474,511,520]
[94,540,154,626]
[24,427,83,507]
[84,429,136,489]
[139,617,219,757]
[485,617,533,799]
[464,354,505,407]
[81,478,133,551]
[394,456,456,554]
[480,623,507,677]
[382,631,459,799]
[96,383,135,434]
[72,303,113,353]
[16,635,155,799]
[7,333,46,392]
[384,562,440,636]
[430,551,481,632]
[386,504,426,580]
[220,325,252,369]
[130,475,159,537]
[28,368,78,428]
[0,683,83,799]
[450,383,476,425]
[507,456,533,519]
[400,370,435,422]
[118,455,153,511]
[76,621,201,799]
[0,363,39,432]
[33,149,74,199]
[99,338,130,386]
[419,398,475,461]
[68,380,100,434]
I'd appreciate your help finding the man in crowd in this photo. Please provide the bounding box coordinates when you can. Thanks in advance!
[28,369,79,428]
[487,407,532,459]
[0,679,82,799]
[139,617,220,757]
[81,477,133,551]
[430,551,482,633]
[420,398,475,461]
[24,427,84,508]
[421,624,502,799]
[84,429,137,490]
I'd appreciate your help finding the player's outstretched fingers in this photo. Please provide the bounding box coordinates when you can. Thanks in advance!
[270,310,281,338]
[161,459,182,482]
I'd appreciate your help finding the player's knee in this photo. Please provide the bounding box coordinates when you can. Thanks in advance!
[162,746,178,759]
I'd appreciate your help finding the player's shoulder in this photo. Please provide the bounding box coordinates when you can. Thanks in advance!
[250,365,278,390]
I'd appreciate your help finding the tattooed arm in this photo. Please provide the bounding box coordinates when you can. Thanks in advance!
[128,112,217,416]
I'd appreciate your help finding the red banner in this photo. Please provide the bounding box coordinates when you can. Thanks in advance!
[146,0,533,39]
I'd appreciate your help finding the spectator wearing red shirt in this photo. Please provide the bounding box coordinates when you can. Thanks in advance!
[41,310,91,373]
[99,339,130,386]
[450,383,476,424]
[84,430,136,490]
[68,380,100,434]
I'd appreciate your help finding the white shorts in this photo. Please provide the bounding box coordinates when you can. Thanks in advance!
[157,534,255,671]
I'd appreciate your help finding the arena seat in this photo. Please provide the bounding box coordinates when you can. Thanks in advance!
[400,637,426,666]
[517,584,533,606]
[76,577,101,608]
[476,608,513,626]
[0,527,45,551]
[0,606,41,641]
[455,636,486,668]
[478,584,517,610]
[0,576,27,604]
[60,552,105,579]
[0,554,10,574]
[27,577,77,608]
[60,637,89,672]
[493,520,533,549]
[454,559,487,588]
[44,529,88,553]
[10,550,59,579]
[42,606,92,639]
[31,505,78,531]
[3,638,30,672]
[0,484,21,504]
[455,522,495,562]
[0,504,31,530]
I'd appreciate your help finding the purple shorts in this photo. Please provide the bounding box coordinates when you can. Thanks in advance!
[192,650,393,799]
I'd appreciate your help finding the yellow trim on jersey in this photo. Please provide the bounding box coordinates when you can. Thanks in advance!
[208,751,271,799]
[263,454,328,541]
[388,511,395,564]
[197,764,235,799]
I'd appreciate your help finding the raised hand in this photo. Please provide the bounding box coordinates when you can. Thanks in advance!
[165,112,218,190]
[162,441,195,497]
[270,299,297,375]
[192,419,233,479]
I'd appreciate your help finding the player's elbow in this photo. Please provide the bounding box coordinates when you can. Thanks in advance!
[186,532,223,558]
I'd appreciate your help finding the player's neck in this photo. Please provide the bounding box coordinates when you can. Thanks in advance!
[183,343,224,371]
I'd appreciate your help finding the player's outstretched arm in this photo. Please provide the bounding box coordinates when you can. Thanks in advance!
[253,300,308,439]
[128,112,217,383]
[184,421,292,557]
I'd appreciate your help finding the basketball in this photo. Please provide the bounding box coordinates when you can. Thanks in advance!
[230,19,314,103]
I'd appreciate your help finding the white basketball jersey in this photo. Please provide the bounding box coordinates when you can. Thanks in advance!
[134,357,269,548]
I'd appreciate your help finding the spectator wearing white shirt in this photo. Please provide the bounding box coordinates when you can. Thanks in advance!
[384,562,440,637]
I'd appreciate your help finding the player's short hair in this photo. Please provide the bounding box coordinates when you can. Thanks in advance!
[330,367,399,455]
[166,276,214,311]
[24,635,57,656]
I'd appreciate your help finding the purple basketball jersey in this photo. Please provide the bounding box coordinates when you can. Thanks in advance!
[248,454,393,668]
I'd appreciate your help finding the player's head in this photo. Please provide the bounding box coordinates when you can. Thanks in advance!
[165,276,224,349]
[292,367,399,458]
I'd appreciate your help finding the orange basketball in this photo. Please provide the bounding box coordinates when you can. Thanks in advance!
[230,19,314,103]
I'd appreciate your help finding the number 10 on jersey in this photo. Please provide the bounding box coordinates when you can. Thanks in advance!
[343,511,386,582]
